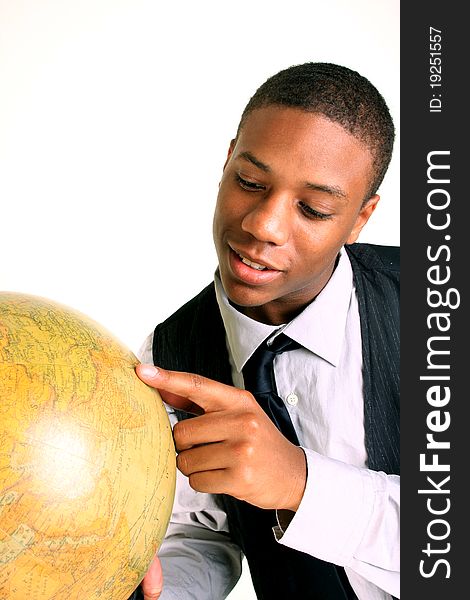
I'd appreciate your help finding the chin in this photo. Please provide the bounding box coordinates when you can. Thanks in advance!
[222,280,268,308]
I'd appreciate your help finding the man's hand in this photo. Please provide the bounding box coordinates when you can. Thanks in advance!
[141,554,163,600]
[136,364,307,512]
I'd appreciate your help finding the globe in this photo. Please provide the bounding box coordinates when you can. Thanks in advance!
[0,292,176,600]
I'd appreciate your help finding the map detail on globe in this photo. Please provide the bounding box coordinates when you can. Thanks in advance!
[0,292,176,600]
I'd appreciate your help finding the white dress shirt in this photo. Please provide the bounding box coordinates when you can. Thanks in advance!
[139,249,400,599]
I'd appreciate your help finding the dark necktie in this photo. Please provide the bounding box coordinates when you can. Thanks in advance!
[242,332,300,445]
[242,331,358,600]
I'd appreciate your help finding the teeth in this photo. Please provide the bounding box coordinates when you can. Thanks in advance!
[238,254,267,270]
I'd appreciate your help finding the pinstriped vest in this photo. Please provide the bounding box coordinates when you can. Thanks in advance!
[151,243,399,599]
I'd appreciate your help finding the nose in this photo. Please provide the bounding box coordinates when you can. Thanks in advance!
[241,193,290,246]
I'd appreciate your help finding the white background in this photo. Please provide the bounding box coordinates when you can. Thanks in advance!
[0,1,399,597]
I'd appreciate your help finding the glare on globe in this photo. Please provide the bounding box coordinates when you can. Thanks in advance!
[0,292,176,600]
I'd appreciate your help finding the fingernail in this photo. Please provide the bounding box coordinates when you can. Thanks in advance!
[138,364,159,379]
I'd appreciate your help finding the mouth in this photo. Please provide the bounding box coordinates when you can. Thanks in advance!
[236,252,270,271]
[230,246,279,272]
[226,245,283,287]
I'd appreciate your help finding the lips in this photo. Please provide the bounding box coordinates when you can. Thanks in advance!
[230,246,280,272]
[227,246,283,286]
[237,252,270,271]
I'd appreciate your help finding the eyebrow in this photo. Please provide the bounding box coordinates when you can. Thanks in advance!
[238,151,271,172]
[237,150,347,199]
[304,181,347,199]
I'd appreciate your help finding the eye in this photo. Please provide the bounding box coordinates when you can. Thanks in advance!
[235,173,266,191]
[298,201,332,220]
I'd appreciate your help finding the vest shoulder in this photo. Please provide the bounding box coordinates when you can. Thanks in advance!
[152,282,230,384]
[346,243,400,273]
[156,282,216,332]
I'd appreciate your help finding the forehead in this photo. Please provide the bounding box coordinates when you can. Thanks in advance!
[234,107,374,195]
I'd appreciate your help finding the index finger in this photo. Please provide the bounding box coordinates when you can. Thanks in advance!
[136,364,247,414]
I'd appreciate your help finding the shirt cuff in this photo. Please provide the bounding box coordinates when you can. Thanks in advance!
[274,448,375,567]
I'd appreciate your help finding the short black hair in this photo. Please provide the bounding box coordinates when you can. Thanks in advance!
[236,62,395,199]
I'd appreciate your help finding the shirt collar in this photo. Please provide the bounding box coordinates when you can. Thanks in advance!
[214,249,354,371]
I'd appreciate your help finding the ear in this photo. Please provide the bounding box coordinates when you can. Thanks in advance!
[346,195,380,244]
[222,139,237,171]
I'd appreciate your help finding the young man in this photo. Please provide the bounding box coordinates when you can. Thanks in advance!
[131,62,399,599]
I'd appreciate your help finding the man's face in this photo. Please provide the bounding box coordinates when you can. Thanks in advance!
[212,106,379,325]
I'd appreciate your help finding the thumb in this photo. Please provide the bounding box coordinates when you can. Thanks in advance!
[141,555,163,600]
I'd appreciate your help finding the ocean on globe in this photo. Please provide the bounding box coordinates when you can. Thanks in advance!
[0,292,176,600]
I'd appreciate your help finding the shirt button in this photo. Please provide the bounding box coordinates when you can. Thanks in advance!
[286,393,298,406]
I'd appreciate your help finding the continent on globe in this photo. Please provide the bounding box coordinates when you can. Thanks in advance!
[0,292,176,600]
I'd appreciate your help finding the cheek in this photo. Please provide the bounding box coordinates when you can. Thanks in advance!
[294,224,335,252]
[212,194,236,245]
[212,200,227,236]
[293,225,345,269]
[311,215,358,248]
[214,188,246,227]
